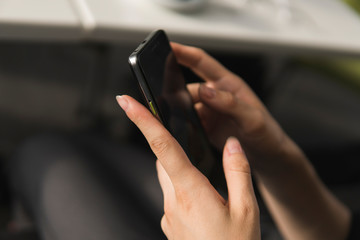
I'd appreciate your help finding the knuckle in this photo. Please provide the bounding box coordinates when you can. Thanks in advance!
[242,110,267,137]
[223,92,237,108]
[175,174,207,212]
[190,47,207,65]
[175,186,195,212]
[161,215,167,229]
[229,158,251,175]
[160,216,166,228]
[193,47,206,57]
[161,215,170,237]
[241,201,260,220]
[149,135,172,158]
[177,189,195,212]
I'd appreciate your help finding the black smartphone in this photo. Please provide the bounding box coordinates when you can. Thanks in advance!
[128,30,218,180]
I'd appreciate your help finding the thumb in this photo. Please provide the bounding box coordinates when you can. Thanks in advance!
[198,84,265,136]
[223,137,258,216]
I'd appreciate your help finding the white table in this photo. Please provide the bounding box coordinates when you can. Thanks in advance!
[0,0,83,41]
[1,0,360,56]
[81,0,360,56]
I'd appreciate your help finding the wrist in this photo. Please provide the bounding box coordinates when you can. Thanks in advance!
[252,136,312,180]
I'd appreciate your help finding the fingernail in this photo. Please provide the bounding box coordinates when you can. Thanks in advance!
[201,84,216,98]
[227,137,243,154]
[116,95,129,111]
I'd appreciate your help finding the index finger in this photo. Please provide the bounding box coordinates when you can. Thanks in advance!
[171,42,231,82]
[116,95,195,188]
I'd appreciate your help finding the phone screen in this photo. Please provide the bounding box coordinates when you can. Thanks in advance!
[129,30,217,178]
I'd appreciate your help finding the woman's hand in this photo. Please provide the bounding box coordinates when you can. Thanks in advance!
[117,95,260,240]
[170,44,351,240]
[171,43,303,173]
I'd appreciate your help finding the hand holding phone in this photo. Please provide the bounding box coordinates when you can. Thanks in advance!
[116,94,260,240]
[128,30,218,180]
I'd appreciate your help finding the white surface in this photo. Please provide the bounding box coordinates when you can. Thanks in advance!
[83,0,360,56]
[71,0,95,32]
[0,0,359,56]
[153,0,208,11]
[0,0,82,41]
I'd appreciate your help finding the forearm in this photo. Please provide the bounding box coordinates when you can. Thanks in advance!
[255,138,351,240]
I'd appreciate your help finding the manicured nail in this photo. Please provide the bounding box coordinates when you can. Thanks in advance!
[116,95,129,111]
[226,137,243,154]
[201,84,216,98]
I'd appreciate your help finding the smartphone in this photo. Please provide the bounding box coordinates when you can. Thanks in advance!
[128,30,218,180]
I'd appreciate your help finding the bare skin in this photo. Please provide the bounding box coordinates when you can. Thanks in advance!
[171,42,351,240]
[117,42,351,240]
[117,95,260,240]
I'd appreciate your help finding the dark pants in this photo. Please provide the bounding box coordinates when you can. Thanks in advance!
[10,134,166,240]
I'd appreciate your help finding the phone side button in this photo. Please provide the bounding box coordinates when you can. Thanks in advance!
[149,100,157,116]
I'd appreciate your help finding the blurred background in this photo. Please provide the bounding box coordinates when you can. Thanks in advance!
[1,0,360,239]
